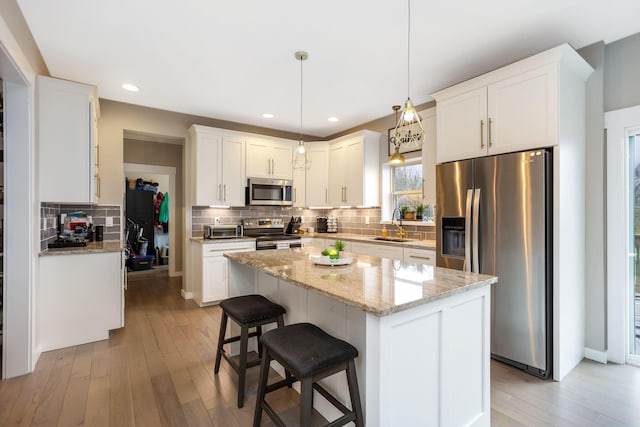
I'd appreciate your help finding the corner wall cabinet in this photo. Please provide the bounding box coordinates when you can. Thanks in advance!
[245,138,293,180]
[328,130,380,207]
[38,76,99,203]
[189,125,246,207]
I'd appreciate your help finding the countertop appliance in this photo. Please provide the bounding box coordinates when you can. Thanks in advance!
[48,236,88,248]
[316,217,328,233]
[436,149,552,378]
[203,224,243,239]
[285,216,302,234]
[246,177,293,206]
[242,218,302,250]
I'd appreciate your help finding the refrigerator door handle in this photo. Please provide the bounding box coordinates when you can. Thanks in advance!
[465,189,473,272]
[472,188,481,273]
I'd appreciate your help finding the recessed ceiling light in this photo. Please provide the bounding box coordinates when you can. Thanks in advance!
[122,83,140,92]
[262,113,274,119]
[328,116,339,122]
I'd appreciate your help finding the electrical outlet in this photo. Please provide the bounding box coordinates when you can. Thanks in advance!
[106,216,114,227]
[365,216,370,225]
[215,217,221,225]
[300,216,305,223]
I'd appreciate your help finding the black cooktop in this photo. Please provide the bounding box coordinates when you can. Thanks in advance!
[48,237,88,248]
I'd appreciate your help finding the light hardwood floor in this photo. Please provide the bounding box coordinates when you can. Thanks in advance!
[1,270,640,426]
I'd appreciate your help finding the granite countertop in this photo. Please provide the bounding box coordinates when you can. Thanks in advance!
[40,240,123,256]
[225,247,497,317]
[190,236,256,244]
[304,232,436,250]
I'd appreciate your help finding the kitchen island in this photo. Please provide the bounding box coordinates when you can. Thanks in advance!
[225,247,497,426]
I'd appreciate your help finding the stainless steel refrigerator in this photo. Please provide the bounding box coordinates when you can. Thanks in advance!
[436,149,552,378]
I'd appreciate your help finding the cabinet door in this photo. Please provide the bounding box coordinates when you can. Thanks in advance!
[345,138,364,206]
[350,242,375,256]
[193,132,221,205]
[487,64,557,154]
[293,165,306,207]
[422,108,437,205]
[403,248,436,266]
[246,139,271,178]
[328,143,346,206]
[271,141,293,179]
[436,87,488,163]
[221,136,246,207]
[306,143,329,207]
[38,76,95,203]
[374,245,403,260]
[202,255,228,302]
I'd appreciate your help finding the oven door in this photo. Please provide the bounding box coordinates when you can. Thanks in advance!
[248,177,293,206]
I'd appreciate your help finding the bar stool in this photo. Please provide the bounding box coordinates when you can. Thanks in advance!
[253,322,364,427]
[214,294,286,408]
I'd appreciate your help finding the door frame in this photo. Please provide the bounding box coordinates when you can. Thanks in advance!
[124,163,177,277]
[605,105,640,364]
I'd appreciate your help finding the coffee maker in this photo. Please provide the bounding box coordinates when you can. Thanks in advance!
[316,217,328,233]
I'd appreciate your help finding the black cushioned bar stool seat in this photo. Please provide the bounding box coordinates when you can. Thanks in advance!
[214,294,286,408]
[253,323,364,427]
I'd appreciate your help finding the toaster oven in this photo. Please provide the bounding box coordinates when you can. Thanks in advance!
[203,224,243,239]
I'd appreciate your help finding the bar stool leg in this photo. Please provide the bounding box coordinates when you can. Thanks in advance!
[238,325,249,408]
[256,325,263,358]
[346,360,364,427]
[214,312,228,374]
[300,377,313,427]
[253,351,272,427]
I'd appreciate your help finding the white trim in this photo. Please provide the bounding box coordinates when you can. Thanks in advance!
[605,105,640,365]
[180,289,192,299]
[584,347,607,364]
[124,163,177,277]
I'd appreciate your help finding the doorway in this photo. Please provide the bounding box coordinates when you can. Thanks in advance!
[606,105,640,366]
[124,164,176,277]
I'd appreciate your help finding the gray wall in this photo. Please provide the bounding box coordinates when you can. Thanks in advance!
[604,33,640,112]
[579,42,606,352]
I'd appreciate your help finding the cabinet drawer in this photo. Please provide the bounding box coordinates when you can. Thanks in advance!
[403,248,436,266]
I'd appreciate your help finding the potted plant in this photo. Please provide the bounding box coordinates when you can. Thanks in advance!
[334,240,345,254]
[415,203,426,220]
[400,205,415,220]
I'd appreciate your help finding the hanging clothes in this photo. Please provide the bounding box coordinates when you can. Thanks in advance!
[159,192,169,233]
[154,192,164,227]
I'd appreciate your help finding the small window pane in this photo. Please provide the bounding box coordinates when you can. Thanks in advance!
[393,164,422,192]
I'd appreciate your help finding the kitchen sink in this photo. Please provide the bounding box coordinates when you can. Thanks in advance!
[370,237,415,243]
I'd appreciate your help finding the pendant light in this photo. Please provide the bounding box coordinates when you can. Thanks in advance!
[388,105,405,164]
[293,51,311,170]
[389,0,424,163]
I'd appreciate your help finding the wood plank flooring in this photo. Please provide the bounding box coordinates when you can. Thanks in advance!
[1,269,640,426]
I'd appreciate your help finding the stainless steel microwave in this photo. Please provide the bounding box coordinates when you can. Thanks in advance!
[246,177,293,206]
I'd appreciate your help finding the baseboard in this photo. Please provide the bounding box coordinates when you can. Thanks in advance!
[181,289,193,300]
[169,270,183,278]
[584,347,607,364]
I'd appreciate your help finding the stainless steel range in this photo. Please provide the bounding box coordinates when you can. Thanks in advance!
[242,218,302,250]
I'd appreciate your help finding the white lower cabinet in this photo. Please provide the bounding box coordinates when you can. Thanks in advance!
[38,252,123,352]
[403,248,436,266]
[191,240,255,306]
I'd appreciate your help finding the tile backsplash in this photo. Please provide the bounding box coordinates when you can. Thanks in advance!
[191,206,434,240]
[40,203,121,251]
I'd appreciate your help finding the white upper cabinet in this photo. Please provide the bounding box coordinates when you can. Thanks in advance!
[38,76,99,203]
[432,44,592,163]
[292,161,306,207]
[306,142,330,207]
[189,125,245,207]
[246,138,293,180]
[328,130,380,207]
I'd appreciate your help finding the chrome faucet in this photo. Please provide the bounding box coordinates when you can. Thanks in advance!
[391,207,406,239]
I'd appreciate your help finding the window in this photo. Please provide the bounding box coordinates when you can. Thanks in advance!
[392,162,423,209]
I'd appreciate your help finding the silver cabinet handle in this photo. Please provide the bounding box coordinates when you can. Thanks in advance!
[472,188,481,273]
[344,186,347,202]
[96,175,100,198]
[325,188,328,203]
[218,183,222,201]
[294,188,297,203]
[488,118,493,148]
[409,255,431,260]
[223,184,226,201]
[480,119,485,149]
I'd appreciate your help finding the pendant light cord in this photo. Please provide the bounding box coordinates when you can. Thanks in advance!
[407,0,411,99]
[300,55,303,143]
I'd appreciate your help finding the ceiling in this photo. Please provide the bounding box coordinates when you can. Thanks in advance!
[16,0,640,138]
